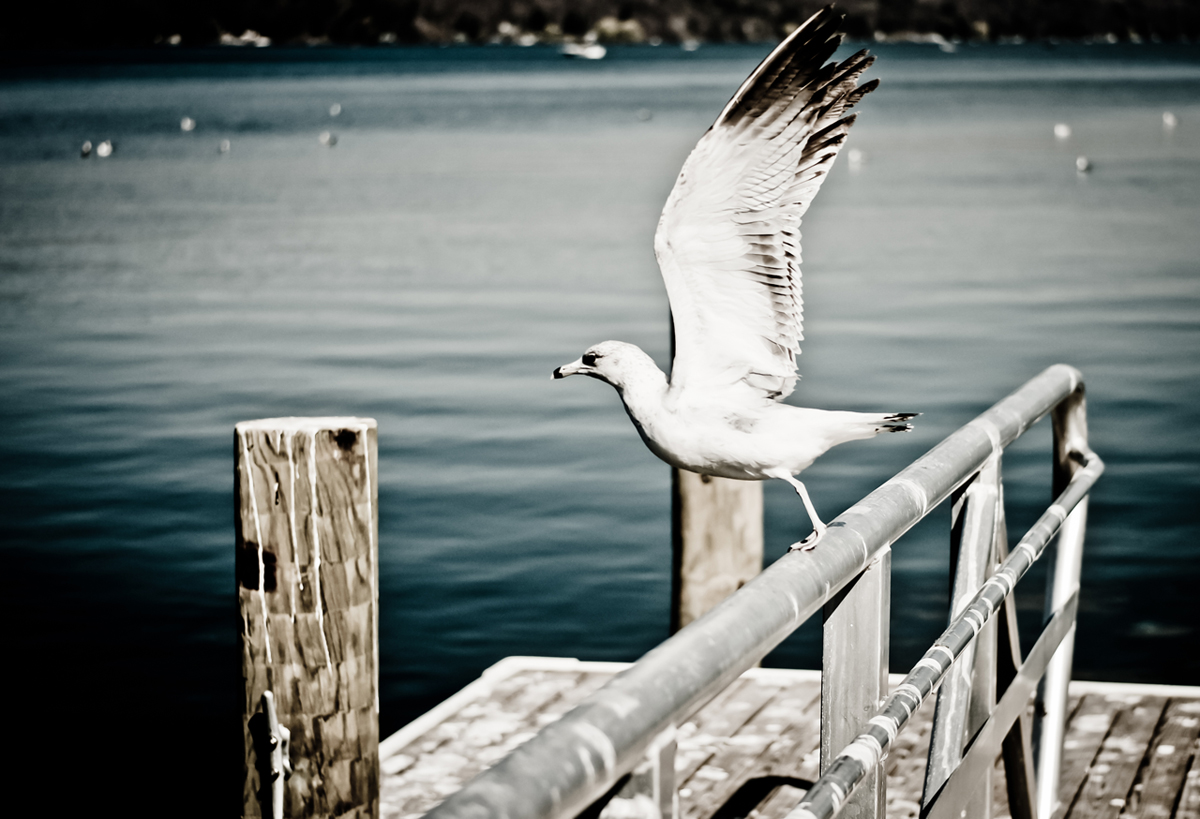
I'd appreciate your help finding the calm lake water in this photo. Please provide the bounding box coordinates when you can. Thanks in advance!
[2,42,1198,814]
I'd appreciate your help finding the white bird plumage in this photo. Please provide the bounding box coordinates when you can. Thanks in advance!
[554,7,916,549]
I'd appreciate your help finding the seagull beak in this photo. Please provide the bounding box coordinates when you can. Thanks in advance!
[553,358,585,380]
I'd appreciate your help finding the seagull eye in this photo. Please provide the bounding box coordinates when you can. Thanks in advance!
[582,353,599,366]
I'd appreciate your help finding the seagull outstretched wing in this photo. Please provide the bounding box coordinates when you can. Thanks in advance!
[655,7,877,403]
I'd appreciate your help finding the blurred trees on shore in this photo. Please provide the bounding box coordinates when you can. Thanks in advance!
[4,0,1198,50]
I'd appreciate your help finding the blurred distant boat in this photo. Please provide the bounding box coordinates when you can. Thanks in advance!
[220,29,271,47]
[873,30,957,52]
[561,42,607,60]
[96,140,113,157]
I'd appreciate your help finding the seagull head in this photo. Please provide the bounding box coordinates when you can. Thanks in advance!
[553,340,660,391]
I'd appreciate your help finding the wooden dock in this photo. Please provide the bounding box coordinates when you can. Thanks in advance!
[379,657,1200,819]
[238,377,1135,819]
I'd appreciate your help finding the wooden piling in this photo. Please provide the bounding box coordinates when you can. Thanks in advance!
[668,315,765,632]
[237,417,379,819]
[671,470,764,631]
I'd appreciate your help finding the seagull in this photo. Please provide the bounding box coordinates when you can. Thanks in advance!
[553,8,916,549]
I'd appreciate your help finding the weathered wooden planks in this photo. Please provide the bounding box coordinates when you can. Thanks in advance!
[676,677,788,787]
[1177,744,1200,819]
[238,418,379,819]
[379,660,1200,819]
[1125,699,1200,819]
[1067,695,1167,819]
[1050,694,1127,819]
[380,664,616,819]
[378,663,934,819]
[679,677,821,819]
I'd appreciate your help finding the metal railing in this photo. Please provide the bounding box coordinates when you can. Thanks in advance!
[422,364,1102,819]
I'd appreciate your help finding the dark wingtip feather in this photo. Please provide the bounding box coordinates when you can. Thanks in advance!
[842,48,875,65]
[717,5,847,127]
[846,78,881,109]
[807,114,856,150]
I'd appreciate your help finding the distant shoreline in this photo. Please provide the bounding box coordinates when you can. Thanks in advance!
[5,38,1199,75]
[3,0,1197,51]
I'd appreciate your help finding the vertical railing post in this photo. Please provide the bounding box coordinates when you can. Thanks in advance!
[923,457,1001,817]
[237,417,380,819]
[1034,385,1090,819]
[598,727,678,819]
[822,548,890,819]
[996,494,1038,819]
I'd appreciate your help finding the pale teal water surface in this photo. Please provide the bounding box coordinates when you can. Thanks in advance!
[2,43,1198,814]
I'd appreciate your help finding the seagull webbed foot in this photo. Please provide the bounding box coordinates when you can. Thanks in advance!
[790,522,827,552]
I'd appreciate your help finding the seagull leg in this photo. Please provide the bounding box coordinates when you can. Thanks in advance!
[779,475,826,550]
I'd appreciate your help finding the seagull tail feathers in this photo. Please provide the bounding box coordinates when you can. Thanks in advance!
[877,412,920,433]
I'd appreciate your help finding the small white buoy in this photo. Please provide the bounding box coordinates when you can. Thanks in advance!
[682,39,700,52]
[180,116,196,132]
[561,42,607,59]
[329,103,341,117]
[319,131,337,147]
[1075,155,1091,173]
[1163,111,1177,130]
[96,140,113,158]
[219,139,231,153]
[81,140,93,158]
[637,108,652,122]
[1054,123,1071,140]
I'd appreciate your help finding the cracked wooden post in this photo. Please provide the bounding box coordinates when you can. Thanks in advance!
[237,417,379,819]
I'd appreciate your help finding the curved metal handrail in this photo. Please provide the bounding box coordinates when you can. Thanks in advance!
[787,447,1103,819]
[422,364,1091,819]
